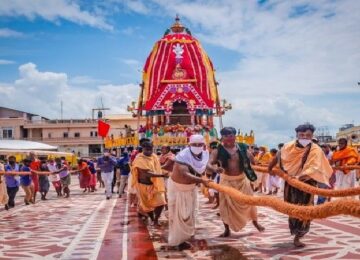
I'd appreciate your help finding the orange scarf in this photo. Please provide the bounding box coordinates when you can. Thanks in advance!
[281,140,333,185]
[332,147,359,165]
[131,153,165,192]
[256,152,272,165]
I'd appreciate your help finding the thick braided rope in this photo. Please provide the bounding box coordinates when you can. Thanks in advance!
[206,181,360,220]
[252,165,360,197]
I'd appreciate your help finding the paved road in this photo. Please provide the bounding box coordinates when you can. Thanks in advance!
[1,177,359,259]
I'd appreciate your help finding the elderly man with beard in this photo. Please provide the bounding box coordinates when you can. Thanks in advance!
[268,123,333,247]
[207,127,265,238]
[167,134,211,250]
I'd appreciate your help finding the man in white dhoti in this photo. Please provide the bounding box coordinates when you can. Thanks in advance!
[167,134,211,250]
[331,138,359,199]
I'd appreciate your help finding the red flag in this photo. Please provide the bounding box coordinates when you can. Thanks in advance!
[98,120,110,137]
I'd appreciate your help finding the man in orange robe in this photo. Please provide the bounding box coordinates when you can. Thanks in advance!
[269,123,332,247]
[131,141,167,226]
[332,138,359,196]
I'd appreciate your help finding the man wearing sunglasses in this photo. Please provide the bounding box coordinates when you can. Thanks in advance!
[207,127,265,237]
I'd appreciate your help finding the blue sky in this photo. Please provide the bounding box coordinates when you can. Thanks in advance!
[0,0,359,146]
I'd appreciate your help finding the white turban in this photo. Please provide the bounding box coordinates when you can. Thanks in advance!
[189,134,205,144]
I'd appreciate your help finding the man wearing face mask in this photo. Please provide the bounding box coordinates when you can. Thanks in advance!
[268,123,333,247]
[167,134,211,250]
[208,127,264,238]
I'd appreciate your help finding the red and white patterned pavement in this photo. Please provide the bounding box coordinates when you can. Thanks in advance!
[0,177,359,259]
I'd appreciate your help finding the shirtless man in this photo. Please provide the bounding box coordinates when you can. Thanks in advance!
[167,134,211,250]
[207,127,264,237]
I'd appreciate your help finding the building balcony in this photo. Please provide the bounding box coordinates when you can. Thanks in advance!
[21,136,103,145]
[23,119,98,129]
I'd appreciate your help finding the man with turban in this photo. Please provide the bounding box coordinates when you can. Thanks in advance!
[207,127,265,238]
[268,123,333,247]
[167,134,211,250]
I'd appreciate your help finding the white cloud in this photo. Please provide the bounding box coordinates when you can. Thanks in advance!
[142,0,360,146]
[122,0,149,14]
[0,0,113,30]
[122,58,140,66]
[14,63,68,93]
[149,0,360,94]
[0,63,138,119]
[69,75,108,86]
[1,1,359,147]
[221,95,342,146]
[0,59,15,65]
[120,26,139,35]
[0,28,24,37]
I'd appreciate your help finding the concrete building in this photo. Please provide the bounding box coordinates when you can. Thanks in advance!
[336,124,360,147]
[0,106,144,156]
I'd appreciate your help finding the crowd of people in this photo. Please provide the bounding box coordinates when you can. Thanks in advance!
[127,124,359,250]
[0,151,131,210]
[0,123,359,250]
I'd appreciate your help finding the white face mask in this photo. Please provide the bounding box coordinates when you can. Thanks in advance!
[298,139,311,147]
[190,146,203,155]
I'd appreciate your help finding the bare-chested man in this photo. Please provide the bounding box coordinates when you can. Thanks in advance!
[167,134,211,250]
[207,127,264,237]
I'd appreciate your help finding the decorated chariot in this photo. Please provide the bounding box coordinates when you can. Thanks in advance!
[105,17,254,148]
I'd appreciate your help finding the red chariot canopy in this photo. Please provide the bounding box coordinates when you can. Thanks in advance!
[140,17,220,113]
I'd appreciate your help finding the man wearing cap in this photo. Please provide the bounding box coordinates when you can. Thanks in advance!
[167,134,211,250]
[268,123,332,247]
[207,127,265,238]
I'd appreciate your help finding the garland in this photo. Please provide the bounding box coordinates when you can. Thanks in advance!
[252,165,360,197]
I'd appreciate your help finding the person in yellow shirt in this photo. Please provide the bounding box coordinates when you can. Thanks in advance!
[256,146,272,193]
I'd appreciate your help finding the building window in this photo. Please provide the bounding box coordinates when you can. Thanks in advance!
[90,131,93,137]
[95,131,98,137]
[2,128,13,139]
[63,132,69,138]
[74,132,80,138]
[48,133,52,138]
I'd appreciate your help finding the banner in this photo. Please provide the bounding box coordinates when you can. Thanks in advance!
[98,120,110,137]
